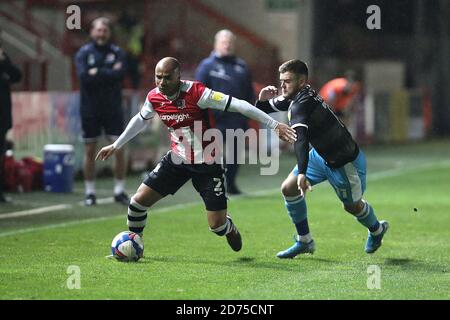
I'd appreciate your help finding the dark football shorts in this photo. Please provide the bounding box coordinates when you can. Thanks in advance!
[144,152,227,211]
[81,109,124,142]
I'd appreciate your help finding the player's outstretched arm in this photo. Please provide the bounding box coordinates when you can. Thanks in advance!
[95,112,149,161]
[274,123,297,143]
[96,144,116,161]
[226,97,297,143]
[197,88,296,142]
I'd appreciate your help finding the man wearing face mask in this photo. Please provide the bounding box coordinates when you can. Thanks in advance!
[75,17,129,206]
[195,30,255,195]
[0,37,22,203]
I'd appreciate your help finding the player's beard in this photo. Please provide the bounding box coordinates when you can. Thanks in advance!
[160,83,181,100]
[282,89,295,100]
[94,37,108,46]
[283,84,304,100]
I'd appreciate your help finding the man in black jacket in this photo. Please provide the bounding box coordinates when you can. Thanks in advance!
[0,40,22,203]
[195,30,255,195]
[75,17,129,206]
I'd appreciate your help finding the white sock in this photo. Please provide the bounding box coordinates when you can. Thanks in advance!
[299,233,312,243]
[85,181,95,195]
[114,179,125,195]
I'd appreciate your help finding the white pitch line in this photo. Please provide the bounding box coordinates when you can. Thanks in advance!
[0,204,72,219]
[364,159,450,180]
[0,202,201,237]
[0,159,449,236]
[0,197,115,220]
[2,159,449,220]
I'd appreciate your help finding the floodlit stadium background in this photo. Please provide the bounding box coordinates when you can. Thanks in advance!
[3,0,449,170]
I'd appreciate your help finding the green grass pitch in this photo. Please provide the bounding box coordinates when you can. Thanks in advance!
[0,141,449,299]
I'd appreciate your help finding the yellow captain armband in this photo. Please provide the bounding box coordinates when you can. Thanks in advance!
[210,91,226,102]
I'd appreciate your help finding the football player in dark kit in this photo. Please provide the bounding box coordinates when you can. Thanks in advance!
[256,60,389,258]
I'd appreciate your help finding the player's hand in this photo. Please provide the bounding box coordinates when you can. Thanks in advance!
[95,144,116,161]
[297,174,312,197]
[113,62,122,70]
[275,122,297,144]
[258,86,278,101]
[88,67,98,76]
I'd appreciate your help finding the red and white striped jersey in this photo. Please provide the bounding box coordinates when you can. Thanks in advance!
[140,80,231,163]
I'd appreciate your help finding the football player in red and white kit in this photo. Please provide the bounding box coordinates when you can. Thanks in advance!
[96,57,296,252]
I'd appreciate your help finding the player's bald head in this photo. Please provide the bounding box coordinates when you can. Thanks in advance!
[155,57,180,75]
[214,29,236,57]
[155,57,181,97]
[214,29,236,43]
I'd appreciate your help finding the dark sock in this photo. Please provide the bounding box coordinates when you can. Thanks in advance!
[369,221,381,233]
[295,218,310,237]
